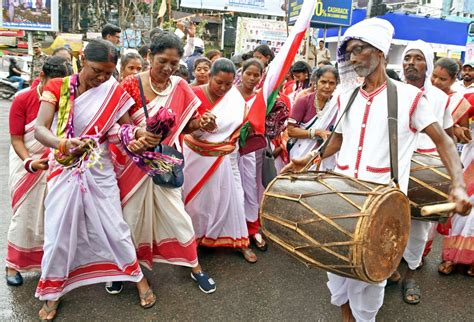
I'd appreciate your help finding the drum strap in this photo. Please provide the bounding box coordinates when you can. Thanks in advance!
[318,86,359,159]
[387,79,399,186]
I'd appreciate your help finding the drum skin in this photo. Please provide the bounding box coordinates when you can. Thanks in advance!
[260,171,410,283]
[408,152,451,221]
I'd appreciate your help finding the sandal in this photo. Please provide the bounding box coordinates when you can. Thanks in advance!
[438,261,456,275]
[138,287,156,309]
[467,264,474,277]
[252,233,268,252]
[402,279,421,305]
[39,300,60,321]
[240,248,257,263]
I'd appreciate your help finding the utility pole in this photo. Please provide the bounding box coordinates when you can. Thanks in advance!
[150,0,154,28]
[168,0,172,20]
[366,0,374,18]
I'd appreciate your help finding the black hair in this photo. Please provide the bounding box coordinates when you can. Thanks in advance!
[149,27,164,43]
[121,52,144,69]
[42,56,72,79]
[319,40,324,43]
[291,61,312,75]
[318,60,332,66]
[242,58,264,74]
[311,65,340,84]
[205,49,221,61]
[254,45,274,62]
[174,64,189,81]
[386,69,401,81]
[434,57,459,80]
[138,45,149,58]
[149,31,184,57]
[210,58,236,76]
[242,51,254,61]
[101,23,121,39]
[193,57,212,70]
[84,39,119,65]
[52,47,72,58]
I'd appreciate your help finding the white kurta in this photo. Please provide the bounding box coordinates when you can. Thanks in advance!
[404,84,453,270]
[328,80,437,321]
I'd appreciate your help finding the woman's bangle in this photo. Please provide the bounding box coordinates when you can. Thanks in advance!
[308,129,313,139]
[58,139,69,155]
[23,158,36,173]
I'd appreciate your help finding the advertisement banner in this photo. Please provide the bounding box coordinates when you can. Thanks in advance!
[288,0,353,27]
[181,0,285,17]
[234,17,288,55]
[1,0,59,31]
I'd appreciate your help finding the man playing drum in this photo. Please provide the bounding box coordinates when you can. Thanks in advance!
[282,18,471,322]
[400,40,453,304]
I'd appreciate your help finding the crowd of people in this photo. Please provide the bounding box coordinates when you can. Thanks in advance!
[5,17,474,321]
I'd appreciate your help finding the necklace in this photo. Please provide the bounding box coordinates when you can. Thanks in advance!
[36,84,42,99]
[203,85,218,104]
[313,93,328,118]
[148,70,171,95]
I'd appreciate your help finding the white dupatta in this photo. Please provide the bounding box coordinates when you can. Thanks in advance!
[289,95,338,160]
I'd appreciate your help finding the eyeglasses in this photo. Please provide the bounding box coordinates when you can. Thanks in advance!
[344,44,373,60]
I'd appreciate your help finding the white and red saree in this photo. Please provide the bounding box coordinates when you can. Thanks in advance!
[35,76,142,301]
[117,75,201,269]
[7,118,48,272]
[183,86,249,248]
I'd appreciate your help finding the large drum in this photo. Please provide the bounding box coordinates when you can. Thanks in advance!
[408,152,451,221]
[260,171,410,283]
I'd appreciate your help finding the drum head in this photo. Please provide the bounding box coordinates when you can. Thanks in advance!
[361,189,410,283]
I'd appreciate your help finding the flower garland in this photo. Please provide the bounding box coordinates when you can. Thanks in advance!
[53,74,103,192]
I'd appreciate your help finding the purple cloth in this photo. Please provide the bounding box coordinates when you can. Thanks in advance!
[290,92,316,124]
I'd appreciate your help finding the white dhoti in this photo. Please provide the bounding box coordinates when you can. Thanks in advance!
[403,220,432,270]
[327,273,386,322]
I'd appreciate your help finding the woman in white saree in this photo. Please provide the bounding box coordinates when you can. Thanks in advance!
[182,58,257,262]
[287,66,339,170]
[34,39,156,320]
[6,57,71,286]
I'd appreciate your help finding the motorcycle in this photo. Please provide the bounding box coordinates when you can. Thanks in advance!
[0,77,28,99]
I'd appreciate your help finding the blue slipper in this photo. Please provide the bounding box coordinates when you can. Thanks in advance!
[191,271,216,294]
[5,268,23,286]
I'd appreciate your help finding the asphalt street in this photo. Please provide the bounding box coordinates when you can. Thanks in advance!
[0,98,472,321]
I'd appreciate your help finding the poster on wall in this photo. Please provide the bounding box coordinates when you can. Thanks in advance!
[235,17,288,55]
[181,0,285,17]
[1,0,59,31]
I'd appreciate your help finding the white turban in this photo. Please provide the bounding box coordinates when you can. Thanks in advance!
[337,18,395,63]
[401,39,434,89]
[337,18,395,91]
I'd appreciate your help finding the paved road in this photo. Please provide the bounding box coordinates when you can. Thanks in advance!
[0,98,472,321]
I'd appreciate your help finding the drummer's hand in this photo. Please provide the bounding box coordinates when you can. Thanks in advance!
[281,152,317,174]
[315,130,331,141]
[449,186,472,216]
[454,126,472,143]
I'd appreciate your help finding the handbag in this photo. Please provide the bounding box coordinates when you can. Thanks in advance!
[262,137,277,188]
[136,75,185,188]
[239,130,267,155]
